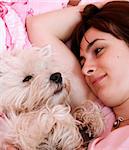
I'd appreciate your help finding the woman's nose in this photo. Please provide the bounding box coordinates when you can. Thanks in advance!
[82,63,96,76]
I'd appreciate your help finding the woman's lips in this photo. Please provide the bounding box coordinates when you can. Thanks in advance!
[92,74,107,85]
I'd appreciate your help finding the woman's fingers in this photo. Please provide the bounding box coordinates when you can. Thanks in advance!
[67,0,81,6]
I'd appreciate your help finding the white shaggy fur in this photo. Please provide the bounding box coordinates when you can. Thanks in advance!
[0,46,105,150]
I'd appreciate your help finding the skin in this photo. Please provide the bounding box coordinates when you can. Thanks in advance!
[67,0,81,6]
[80,27,129,124]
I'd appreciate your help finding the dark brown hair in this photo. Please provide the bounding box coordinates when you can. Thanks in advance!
[71,1,129,60]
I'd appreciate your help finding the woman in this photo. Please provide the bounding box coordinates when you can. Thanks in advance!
[26,1,129,149]
[71,1,129,149]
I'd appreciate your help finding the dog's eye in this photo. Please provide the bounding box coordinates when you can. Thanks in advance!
[23,75,33,82]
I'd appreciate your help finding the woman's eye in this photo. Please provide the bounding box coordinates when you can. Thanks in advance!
[94,47,103,56]
[23,75,33,82]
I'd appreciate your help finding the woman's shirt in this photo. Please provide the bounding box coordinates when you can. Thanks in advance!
[88,107,129,150]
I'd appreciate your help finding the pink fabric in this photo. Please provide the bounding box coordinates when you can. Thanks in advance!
[89,126,129,150]
[88,107,129,150]
[0,0,70,51]
[28,0,69,15]
[0,1,29,51]
[79,0,105,4]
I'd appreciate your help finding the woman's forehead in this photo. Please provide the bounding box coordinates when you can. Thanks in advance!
[83,28,110,42]
[80,28,113,56]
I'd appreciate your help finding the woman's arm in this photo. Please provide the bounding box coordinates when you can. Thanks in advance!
[26,6,84,47]
[26,0,123,47]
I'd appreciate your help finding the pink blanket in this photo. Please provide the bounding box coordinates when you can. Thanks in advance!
[0,0,70,51]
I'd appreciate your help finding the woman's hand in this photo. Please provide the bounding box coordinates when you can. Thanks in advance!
[67,0,81,6]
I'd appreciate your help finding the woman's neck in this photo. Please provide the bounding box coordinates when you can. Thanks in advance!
[113,98,129,128]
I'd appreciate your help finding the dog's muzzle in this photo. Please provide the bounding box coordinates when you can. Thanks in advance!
[50,72,64,94]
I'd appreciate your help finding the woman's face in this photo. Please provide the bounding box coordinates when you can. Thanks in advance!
[80,27,129,107]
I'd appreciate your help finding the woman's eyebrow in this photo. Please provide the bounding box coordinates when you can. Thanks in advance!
[87,39,105,50]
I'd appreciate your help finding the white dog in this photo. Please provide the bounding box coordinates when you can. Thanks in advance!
[0,46,105,150]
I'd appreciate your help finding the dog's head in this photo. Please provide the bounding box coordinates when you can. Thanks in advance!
[0,46,72,113]
[0,45,91,113]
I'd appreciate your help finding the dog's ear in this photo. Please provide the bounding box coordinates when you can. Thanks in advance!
[38,44,52,58]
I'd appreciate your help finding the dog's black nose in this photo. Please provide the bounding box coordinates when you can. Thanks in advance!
[50,72,62,84]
